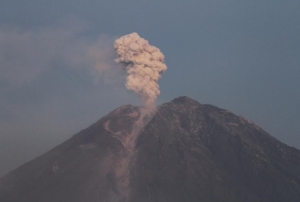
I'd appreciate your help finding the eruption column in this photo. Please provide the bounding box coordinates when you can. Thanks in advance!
[114,32,167,114]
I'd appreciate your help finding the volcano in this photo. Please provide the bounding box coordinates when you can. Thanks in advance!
[0,96,300,202]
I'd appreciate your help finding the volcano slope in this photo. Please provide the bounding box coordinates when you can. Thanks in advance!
[0,96,300,202]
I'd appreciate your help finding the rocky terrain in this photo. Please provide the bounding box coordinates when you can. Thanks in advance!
[1,96,300,202]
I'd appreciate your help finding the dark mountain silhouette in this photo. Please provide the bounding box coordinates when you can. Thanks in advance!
[0,96,300,202]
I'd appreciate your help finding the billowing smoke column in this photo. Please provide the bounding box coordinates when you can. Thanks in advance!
[114,32,167,114]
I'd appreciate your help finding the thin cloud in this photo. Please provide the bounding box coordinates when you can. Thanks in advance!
[0,20,116,92]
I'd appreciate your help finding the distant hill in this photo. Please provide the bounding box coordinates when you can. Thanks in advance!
[1,96,300,202]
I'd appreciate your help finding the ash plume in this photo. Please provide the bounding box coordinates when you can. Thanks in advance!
[111,33,168,201]
[114,32,167,115]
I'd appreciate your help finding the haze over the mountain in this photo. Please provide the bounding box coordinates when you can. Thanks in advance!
[0,96,300,202]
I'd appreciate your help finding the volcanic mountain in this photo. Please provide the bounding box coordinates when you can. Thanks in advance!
[1,96,300,202]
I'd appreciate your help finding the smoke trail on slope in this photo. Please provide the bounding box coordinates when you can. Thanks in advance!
[114,32,167,115]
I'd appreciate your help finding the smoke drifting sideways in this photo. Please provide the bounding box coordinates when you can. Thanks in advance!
[114,33,167,115]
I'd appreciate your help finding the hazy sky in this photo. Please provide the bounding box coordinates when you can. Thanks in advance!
[0,0,299,177]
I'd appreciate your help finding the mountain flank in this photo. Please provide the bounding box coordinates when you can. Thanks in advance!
[1,96,300,202]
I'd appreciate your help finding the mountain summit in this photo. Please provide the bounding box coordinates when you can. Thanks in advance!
[1,96,300,202]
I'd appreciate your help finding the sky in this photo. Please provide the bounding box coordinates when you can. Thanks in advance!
[0,0,299,177]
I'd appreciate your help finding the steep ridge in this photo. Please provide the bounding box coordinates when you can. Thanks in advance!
[0,104,142,202]
[0,96,300,202]
[132,96,300,202]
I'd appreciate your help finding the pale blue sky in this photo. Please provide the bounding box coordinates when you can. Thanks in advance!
[0,0,299,177]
